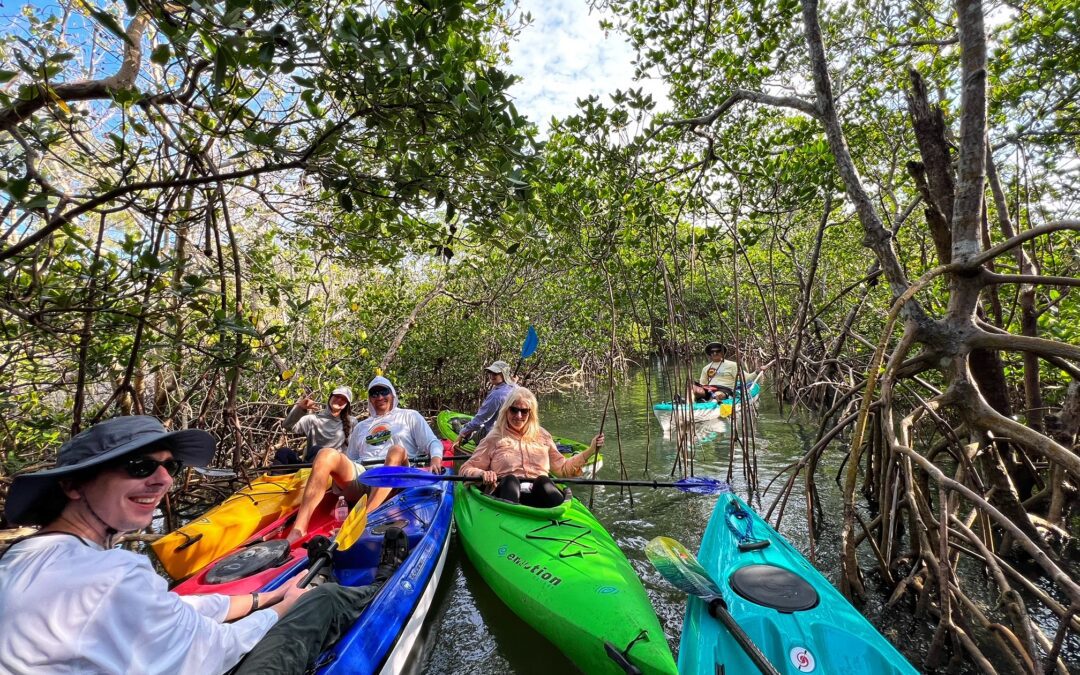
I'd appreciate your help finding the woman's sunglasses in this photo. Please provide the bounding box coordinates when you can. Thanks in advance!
[120,457,185,479]
[508,406,531,416]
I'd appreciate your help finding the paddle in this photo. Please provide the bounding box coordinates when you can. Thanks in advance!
[645,537,780,675]
[298,495,368,588]
[357,465,731,495]
[257,455,455,474]
[511,324,539,379]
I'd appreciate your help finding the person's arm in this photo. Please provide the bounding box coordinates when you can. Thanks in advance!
[284,398,317,434]
[406,411,444,471]
[345,421,365,460]
[552,433,604,477]
[461,390,501,435]
[459,437,496,484]
[219,576,297,621]
[97,556,285,675]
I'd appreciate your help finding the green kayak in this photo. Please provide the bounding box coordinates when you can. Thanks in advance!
[436,410,604,476]
[454,484,677,674]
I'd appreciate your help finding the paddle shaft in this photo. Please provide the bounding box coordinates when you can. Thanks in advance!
[298,542,336,588]
[257,455,457,474]
[406,472,701,490]
[704,596,780,675]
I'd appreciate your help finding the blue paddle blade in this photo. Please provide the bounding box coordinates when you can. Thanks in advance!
[359,466,446,488]
[520,325,539,359]
[675,476,732,495]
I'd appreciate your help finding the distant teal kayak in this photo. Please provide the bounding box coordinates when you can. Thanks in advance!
[679,491,917,674]
[653,380,760,431]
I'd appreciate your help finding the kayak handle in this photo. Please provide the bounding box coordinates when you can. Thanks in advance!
[738,539,771,552]
[174,532,203,552]
[603,642,643,675]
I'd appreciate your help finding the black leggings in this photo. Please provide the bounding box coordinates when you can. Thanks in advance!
[495,475,565,508]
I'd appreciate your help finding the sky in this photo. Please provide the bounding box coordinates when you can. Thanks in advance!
[502,0,670,135]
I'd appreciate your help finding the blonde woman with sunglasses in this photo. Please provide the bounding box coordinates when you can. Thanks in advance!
[459,387,604,508]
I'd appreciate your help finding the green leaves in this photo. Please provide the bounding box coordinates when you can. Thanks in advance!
[84,5,132,46]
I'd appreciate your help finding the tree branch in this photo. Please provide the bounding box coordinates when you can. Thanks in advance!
[970,331,1080,363]
[657,88,821,133]
[0,12,151,128]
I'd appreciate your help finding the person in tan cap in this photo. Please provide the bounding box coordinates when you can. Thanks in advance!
[454,360,515,450]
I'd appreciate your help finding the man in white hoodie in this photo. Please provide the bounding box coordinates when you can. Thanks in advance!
[287,377,443,543]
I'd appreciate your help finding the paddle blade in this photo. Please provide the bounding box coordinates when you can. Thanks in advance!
[645,536,725,601]
[335,495,368,551]
[358,465,446,488]
[674,476,732,495]
[520,324,539,359]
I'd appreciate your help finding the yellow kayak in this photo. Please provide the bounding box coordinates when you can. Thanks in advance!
[152,469,310,580]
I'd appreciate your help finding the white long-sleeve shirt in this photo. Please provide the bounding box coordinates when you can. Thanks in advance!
[0,534,277,674]
[347,407,442,463]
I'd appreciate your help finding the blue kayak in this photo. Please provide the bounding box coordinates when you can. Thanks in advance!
[679,491,917,674]
[256,478,454,674]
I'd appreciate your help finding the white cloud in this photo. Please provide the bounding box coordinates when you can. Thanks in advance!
[505,0,670,135]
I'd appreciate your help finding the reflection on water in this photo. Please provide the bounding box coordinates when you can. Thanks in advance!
[420,363,931,672]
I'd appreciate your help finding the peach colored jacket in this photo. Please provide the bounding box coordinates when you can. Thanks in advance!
[459,428,590,479]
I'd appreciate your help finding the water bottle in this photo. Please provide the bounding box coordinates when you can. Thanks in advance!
[333,496,349,531]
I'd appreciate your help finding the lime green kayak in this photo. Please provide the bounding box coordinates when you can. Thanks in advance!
[436,410,604,476]
[454,484,677,674]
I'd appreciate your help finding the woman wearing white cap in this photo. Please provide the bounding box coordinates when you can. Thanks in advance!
[283,386,357,461]
[454,360,515,450]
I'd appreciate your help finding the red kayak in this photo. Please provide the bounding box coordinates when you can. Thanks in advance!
[172,493,336,596]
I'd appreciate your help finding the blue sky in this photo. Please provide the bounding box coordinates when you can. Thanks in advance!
[5,0,669,136]
[503,0,669,135]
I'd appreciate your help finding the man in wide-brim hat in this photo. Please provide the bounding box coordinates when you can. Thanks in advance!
[693,341,742,401]
[0,415,378,674]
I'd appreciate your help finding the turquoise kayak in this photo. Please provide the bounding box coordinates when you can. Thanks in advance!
[678,491,917,674]
[653,381,761,431]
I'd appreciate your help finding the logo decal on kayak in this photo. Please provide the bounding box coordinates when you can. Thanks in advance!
[504,551,563,587]
[498,545,508,556]
[790,647,815,672]
[525,519,596,558]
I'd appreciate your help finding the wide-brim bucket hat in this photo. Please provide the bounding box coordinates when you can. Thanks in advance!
[485,360,512,378]
[704,342,727,356]
[5,416,216,526]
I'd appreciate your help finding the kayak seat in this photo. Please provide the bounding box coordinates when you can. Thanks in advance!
[729,564,819,613]
[487,485,573,506]
[205,540,291,584]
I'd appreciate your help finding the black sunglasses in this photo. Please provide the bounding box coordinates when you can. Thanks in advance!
[708,349,724,355]
[369,387,392,398]
[508,406,531,415]
[120,456,184,479]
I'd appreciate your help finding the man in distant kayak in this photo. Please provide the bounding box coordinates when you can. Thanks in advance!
[0,416,405,674]
[693,342,754,402]
[287,376,443,543]
[454,360,515,450]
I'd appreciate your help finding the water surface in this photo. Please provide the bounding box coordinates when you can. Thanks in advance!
[420,362,925,672]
